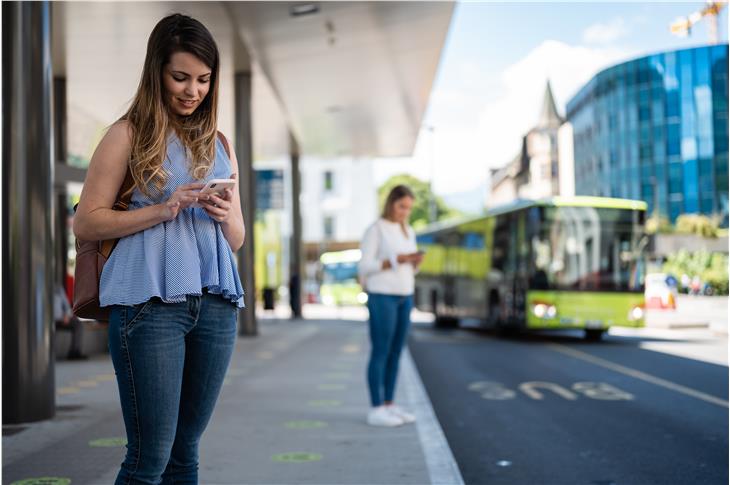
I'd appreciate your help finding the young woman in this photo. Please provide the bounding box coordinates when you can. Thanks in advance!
[73,14,244,483]
[358,185,424,427]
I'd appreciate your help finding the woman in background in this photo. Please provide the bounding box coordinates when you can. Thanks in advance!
[358,185,424,427]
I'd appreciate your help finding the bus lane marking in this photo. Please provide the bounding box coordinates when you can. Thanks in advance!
[572,382,634,400]
[468,381,516,400]
[468,381,633,401]
[519,382,577,400]
[547,343,728,408]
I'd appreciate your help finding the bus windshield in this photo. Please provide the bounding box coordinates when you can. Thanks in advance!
[529,206,646,292]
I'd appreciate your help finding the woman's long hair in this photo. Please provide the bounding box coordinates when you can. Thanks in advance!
[382,185,415,236]
[121,13,220,198]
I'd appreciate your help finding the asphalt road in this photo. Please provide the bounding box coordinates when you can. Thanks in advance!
[408,324,729,485]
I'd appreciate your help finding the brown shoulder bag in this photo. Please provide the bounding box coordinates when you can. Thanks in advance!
[72,170,135,321]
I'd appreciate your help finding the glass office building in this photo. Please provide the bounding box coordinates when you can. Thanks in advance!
[567,45,729,224]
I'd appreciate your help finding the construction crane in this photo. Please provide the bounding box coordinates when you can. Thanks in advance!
[670,1,727,44]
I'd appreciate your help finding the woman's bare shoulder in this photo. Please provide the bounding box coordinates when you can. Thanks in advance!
[105,120,133,145]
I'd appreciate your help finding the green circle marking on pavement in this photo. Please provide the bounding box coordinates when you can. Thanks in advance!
[89,437,127,447]
[324,372,351,380]
[308,400,342,407]
[317,384,346,391]
[284,420,328,429]
[340,344,360,353]
[11,478,71,485]
[76,380,98,388]
[56,386,80,396]
[272,452,323,463]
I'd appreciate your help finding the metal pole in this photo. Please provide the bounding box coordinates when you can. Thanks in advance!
[289,135,303,318]
[234,71,257,336]
[2,0,56,423]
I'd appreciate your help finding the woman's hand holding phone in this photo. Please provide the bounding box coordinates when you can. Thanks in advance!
[200,173,237,223]
[395,251,425,266]
[161,182,206,222]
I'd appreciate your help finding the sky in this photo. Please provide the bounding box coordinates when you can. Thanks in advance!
[372,1,728,209]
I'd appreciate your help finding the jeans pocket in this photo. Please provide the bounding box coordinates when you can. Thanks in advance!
[126,299,154,330]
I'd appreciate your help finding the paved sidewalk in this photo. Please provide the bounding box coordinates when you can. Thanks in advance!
[2,318,462,485]
[646,295,728,334]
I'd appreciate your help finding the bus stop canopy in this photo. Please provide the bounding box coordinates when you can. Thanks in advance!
[228,1,454,158]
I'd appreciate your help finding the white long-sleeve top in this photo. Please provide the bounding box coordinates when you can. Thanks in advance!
[358,218,418,296]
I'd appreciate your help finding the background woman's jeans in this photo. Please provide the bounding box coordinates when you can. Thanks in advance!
[366,293,413,407]
[109,292,237,484]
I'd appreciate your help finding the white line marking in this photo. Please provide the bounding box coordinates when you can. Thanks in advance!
[519,381,577,400]
[401,348,465,485]
[548,344,728,408]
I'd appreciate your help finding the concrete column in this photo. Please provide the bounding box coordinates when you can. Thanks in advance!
[289,135,303,318]
[2,1,56,423]
[235,71,257,336]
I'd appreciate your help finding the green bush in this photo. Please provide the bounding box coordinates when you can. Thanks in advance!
[675,214,719,238]
[646,214,673,234]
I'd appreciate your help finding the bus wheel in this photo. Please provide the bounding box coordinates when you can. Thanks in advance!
[584,329,604,341]
[434,315,458,329]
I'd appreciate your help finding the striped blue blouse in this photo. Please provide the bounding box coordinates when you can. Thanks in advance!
[99,133,245,308]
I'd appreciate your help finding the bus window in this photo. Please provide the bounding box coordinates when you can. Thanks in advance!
[530,207,645,292]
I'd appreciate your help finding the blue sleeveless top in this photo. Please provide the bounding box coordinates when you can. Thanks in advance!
[100,133,245,308]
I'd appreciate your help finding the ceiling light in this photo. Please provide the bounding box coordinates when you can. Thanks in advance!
[290,3,319,17]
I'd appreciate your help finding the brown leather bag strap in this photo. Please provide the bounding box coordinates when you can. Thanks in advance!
[112,167,135,211]
[217,131,231,159]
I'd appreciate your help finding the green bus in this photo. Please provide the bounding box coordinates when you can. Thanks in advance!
[319,249,368,306]
[414,196,647,340]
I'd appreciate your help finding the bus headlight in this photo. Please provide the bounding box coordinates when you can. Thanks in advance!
[533,303,557,319]
[322,294,335,306]
[357,292,368,304]
[628,305,644,321]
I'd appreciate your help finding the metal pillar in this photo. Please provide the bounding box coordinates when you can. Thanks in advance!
[289,136,303,318]
[2,1,56,423]
[235,71,257,336]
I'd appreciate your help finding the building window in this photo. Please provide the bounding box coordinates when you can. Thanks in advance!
[324,171,334,192]
[323,216,335,240]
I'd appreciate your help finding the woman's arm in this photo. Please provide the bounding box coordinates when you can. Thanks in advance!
[358,224,395,276]
[72,121,204,241]
[209,134,245,252]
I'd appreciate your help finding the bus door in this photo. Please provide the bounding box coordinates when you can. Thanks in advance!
[495,211,526,324]
[513,210,529,323]
[492,214,514,322]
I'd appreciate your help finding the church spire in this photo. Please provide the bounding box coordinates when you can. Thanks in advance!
[537,80,563,128]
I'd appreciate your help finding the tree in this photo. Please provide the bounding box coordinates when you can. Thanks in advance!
[377,174,463,229]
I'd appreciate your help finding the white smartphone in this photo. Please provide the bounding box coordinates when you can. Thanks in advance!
[193,178,235,207]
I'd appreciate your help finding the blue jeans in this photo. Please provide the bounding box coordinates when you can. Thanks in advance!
[109,292,237,484]
[366,293,413,407]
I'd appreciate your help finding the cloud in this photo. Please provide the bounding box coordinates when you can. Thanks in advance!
[476,40,636,173]
[375,41,637,197]
[582,18,630,44]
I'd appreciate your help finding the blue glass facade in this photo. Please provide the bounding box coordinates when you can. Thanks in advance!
[567,45,729,224]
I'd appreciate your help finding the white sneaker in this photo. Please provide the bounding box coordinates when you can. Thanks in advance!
[386,404,416,424]
[367,406,404,427]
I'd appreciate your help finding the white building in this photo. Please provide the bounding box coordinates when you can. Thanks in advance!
[301,157,378,244]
